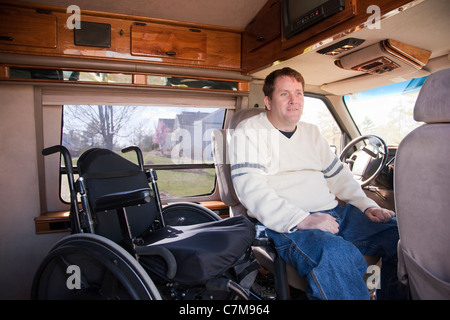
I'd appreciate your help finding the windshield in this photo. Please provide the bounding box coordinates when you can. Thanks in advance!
[344,76,427,145]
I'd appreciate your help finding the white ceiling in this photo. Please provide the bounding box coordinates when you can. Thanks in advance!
[22,0,267,29]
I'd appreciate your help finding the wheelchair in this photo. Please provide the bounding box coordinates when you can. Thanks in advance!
[31,145,260,300]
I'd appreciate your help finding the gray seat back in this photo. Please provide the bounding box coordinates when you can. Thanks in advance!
[212,108,266,217]
[394,68,450,299]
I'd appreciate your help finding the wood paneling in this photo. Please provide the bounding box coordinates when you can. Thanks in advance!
[243,1,281,53]
[131,24,207,61]
[0,2,241,71]
[0,6,57,48]
[281,0,357,50]
[241,0,416,74]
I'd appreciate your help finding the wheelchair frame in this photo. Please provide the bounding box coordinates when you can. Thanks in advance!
[32,145,262,300]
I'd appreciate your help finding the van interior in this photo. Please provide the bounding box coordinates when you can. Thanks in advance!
[0,0,449,300]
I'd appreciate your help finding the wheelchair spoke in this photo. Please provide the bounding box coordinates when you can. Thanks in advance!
[99,269,120,300]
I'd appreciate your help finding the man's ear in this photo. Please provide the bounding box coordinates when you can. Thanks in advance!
[264,96,271,111]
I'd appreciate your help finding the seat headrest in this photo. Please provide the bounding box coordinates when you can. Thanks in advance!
[229,108,266,129]
[414,68,450,123]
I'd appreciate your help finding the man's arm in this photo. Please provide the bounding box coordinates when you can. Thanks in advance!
[296,212,339,234]
[365,207,396,222]
[315,130,396,222]
[314,131,380,212]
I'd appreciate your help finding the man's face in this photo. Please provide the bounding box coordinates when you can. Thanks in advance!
[265,76,304,131]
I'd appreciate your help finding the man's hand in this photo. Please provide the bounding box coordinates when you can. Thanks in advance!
[297,212,339,234]
[365,207,396,223]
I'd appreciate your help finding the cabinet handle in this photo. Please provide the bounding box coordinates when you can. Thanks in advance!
[36,9,52,14]
[0,36,14,41]
[165,51,176,56]
[256,35,265,41]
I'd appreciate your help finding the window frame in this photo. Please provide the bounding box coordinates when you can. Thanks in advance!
[58,105,229,204]
[303,92,348,153]
[38,82,244,213]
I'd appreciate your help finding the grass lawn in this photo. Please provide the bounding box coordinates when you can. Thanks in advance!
[143,153,216,197]
[156,168,216,197]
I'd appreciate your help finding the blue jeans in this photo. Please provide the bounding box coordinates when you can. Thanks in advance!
[263,204,400,300]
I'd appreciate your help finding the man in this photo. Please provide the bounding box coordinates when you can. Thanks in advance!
[229,67,402,300]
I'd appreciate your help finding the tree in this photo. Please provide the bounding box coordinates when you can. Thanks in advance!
[64,105,136,150]
[360,117,375,133]
[153,120,171,155]
[132,120,154,152]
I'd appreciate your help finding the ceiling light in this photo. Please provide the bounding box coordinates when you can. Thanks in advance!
[317,38,365,55]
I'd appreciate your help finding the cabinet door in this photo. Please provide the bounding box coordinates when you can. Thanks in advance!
[131,23,207,61]
[242,1,280,53]
[0,6,57,48]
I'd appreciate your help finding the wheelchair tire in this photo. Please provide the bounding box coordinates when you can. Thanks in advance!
[31,233,161,300]
[162,202,221,226]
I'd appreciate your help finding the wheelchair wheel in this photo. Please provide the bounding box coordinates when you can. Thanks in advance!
[31,233,161,300]
[162,202,221,226]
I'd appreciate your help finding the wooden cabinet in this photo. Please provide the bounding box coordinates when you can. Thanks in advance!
[131,23,241,69]
[243,1,281,53]
[0,6,57,49]
[241,0,282,73]
[0,2,241,71]
[131,23,207,61]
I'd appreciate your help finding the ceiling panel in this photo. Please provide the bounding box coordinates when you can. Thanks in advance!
[21,0,267,29]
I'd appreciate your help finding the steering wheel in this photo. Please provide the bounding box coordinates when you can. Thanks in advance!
[339,135,388,187]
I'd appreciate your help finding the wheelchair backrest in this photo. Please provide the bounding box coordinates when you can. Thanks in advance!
[77,148,158,243]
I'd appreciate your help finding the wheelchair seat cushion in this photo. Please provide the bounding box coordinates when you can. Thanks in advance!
[139,215,255,285]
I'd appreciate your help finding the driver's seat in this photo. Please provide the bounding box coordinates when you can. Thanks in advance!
[394,68,450,299]
[211,108,307,297]
[212,108,382,298]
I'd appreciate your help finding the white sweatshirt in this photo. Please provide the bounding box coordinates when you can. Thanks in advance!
[229,112,379,233]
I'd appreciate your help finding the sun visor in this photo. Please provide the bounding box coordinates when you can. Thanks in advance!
[320,69,430,95]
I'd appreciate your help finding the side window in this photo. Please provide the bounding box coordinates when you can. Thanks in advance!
[61,105,226,202]
[302,96,342,151]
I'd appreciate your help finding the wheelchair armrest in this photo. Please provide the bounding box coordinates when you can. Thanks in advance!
[94,188,152,212]
[251,236,291,300]
[252,236,279,254]
[252,237,273,247]
[135,245,177,280]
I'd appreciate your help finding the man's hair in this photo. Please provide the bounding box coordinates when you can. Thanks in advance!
[263,67,305,99]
